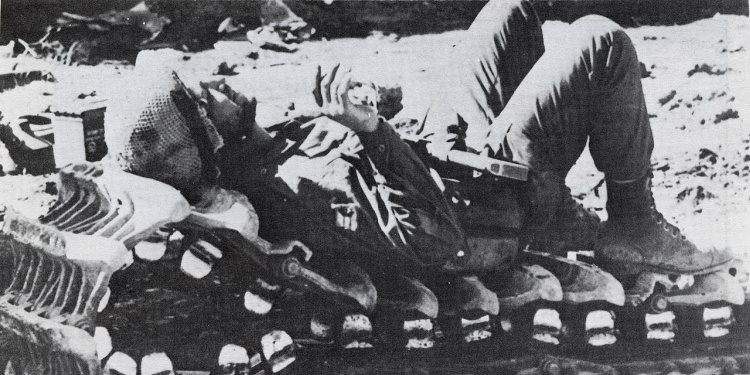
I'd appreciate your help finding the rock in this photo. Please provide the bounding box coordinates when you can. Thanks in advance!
[213,62,238,76]
[654,162,671,172]
[694,186,717,203]
[659,90,677,106]
[677,186,717,206]
[714,109,739,124]
[247,27,299,53]
[688,63,728,77]
[639,61,652,78]
[698,148,718,164]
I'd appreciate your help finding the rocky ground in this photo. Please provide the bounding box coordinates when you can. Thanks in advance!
[0,11,749,372]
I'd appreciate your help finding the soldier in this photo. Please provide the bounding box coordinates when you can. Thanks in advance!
[103,0,734,345]
[413,0,732,281]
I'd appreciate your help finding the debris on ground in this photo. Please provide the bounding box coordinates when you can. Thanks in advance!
[658,90,677,105]
[698,148,719,164]
[9,2,170,64]
[0,118,56,175]
[687,63,729,77]
[217,17,245,36]
[6,0,316,66]
[213,62,238,76]
[676,185,717,206]
[714,109,740,123]
[0,58,56,93]
[260,0,316,43]
[246,27,300,53]
[368,30,401,43]
[245,0,316,53]
[55,3,169,41]
[639,61,653,78]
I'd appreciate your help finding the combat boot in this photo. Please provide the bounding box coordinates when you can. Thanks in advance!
[595,172,732,276]
[524,185,601,256]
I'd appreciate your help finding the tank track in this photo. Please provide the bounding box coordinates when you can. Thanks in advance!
[292,343,750,375]
[0,162,748,374]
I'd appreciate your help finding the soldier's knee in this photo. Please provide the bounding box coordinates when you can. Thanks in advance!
[476,0,537,24]
[565,15,638,69]
[570,15,632,49]
[484,0,531,12]
[508,0,534,10]
[573,14,623,33]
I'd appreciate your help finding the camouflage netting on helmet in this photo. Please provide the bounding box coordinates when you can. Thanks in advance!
[104,68,202,193]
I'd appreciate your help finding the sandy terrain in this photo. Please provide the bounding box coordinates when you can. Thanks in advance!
[0,12,748,370]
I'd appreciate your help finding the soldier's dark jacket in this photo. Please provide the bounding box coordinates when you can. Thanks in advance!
[216,115,468,277]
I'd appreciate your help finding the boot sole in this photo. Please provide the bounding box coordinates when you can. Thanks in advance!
[600,257,733,278]
[521,251,625,306]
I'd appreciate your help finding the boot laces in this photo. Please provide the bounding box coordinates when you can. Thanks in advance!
[647,196,686,240]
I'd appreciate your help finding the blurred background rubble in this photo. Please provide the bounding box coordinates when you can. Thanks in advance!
[2,0,748,63]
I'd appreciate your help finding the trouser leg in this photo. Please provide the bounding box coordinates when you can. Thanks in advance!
[420,0,545,152]
[484,15,653,181]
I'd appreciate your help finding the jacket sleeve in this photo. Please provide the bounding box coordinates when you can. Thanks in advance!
[356,119,467,268]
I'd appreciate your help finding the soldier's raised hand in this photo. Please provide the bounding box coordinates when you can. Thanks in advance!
[313,64,379,133]
[199,79,257,140]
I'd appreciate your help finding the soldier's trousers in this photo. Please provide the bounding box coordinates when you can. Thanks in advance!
[420,0,654,182]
